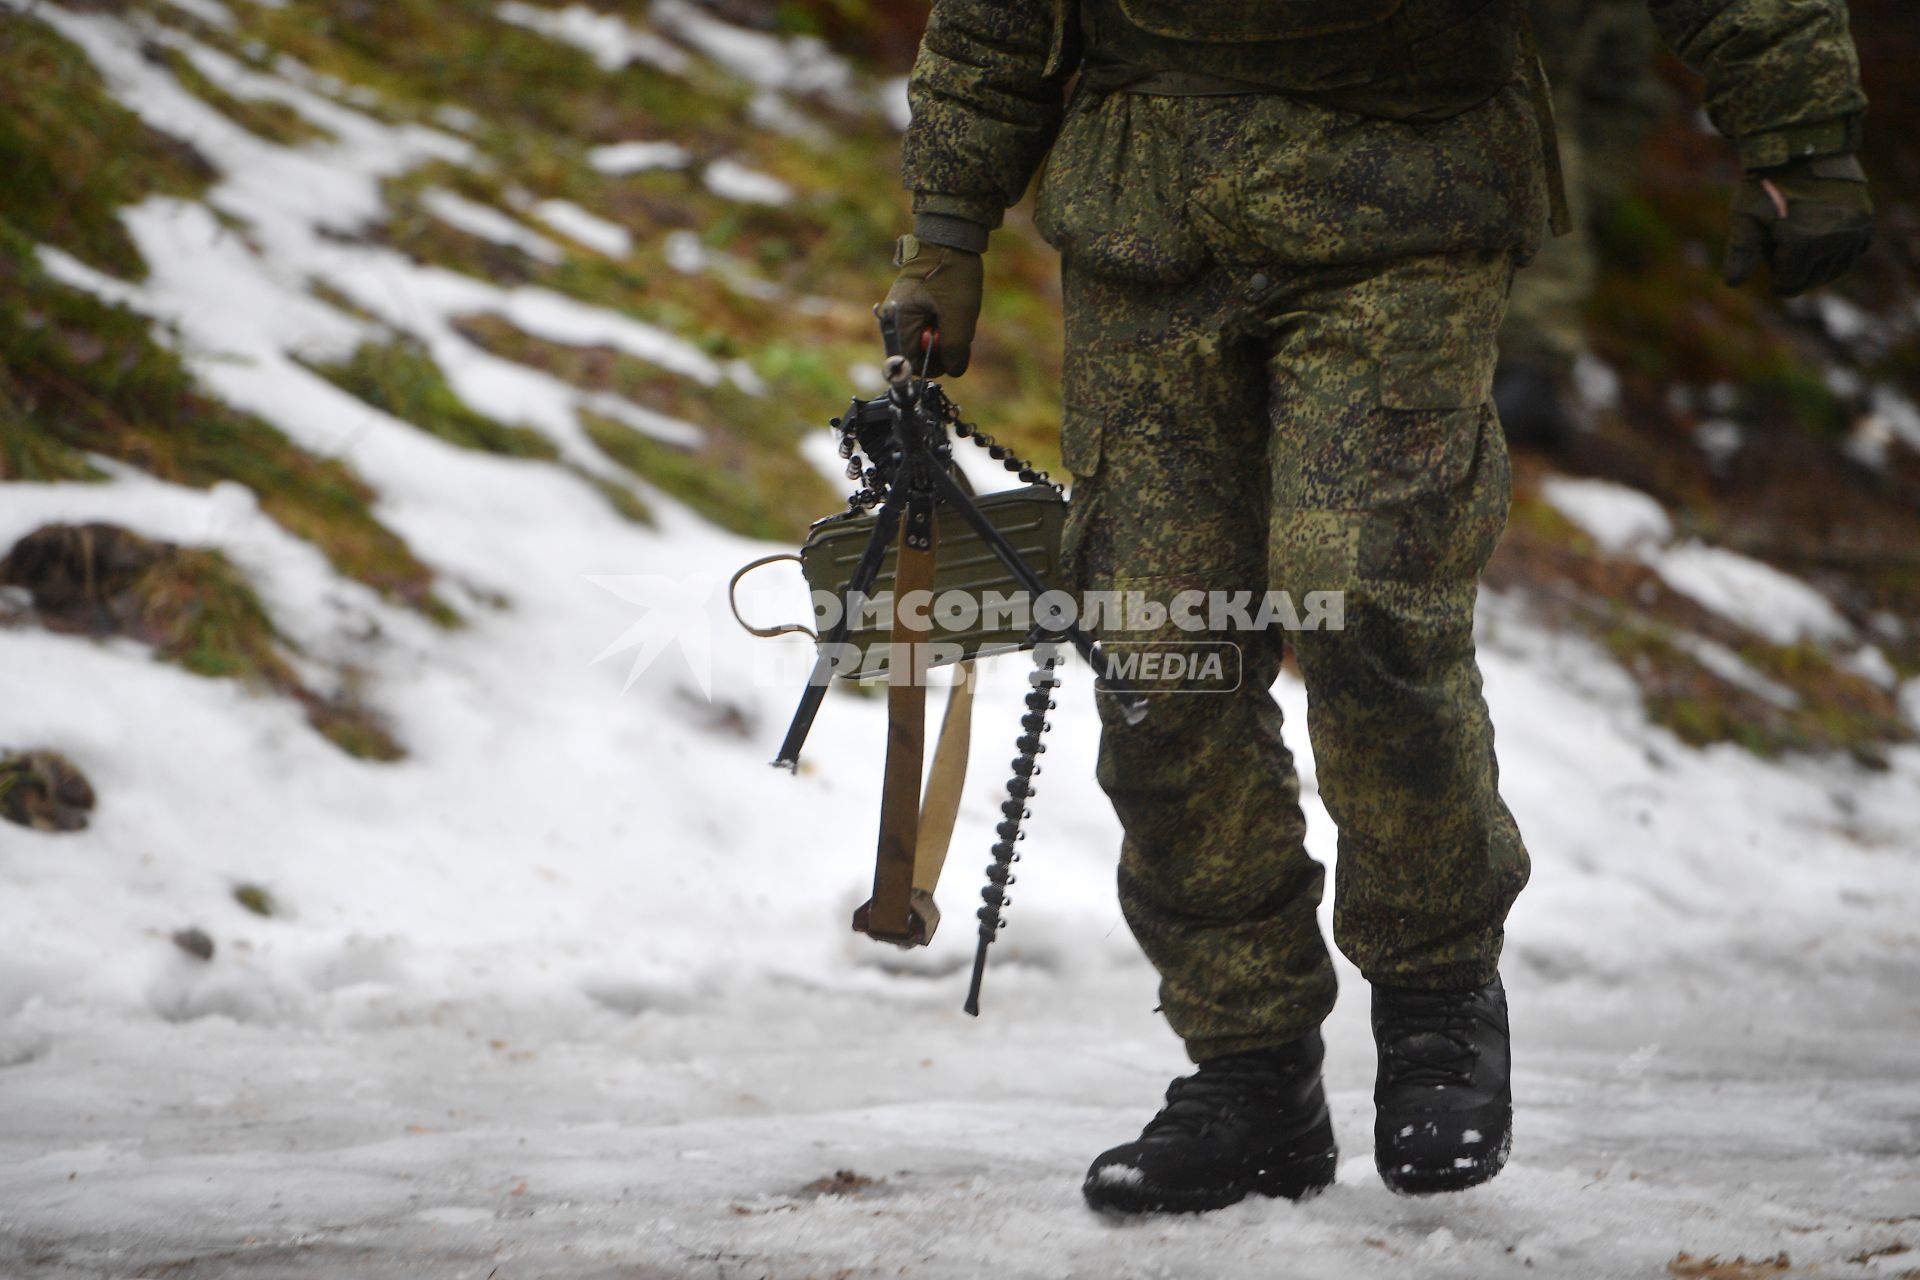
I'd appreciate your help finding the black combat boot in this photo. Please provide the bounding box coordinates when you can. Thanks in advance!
[1371,975,1512,1195]
[1082,1032,1338,1215]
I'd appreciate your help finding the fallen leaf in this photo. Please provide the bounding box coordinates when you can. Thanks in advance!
[799,1169,878,1198]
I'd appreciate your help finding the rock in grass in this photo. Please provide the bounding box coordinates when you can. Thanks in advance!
[0,522,291,684]
[1,523,408,761]
[0,751,96,833]
[0,523,168,634]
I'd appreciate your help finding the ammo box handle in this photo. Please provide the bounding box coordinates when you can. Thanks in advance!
[727,553,817,640]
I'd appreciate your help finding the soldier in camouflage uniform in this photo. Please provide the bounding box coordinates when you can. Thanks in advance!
[885,0,1870,1214]
[1495,0,1665,444]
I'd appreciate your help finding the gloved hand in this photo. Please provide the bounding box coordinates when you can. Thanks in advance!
[882,234,982,378]
[1723,153,1873,298]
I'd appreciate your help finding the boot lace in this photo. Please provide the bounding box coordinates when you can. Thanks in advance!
[1380,990,1480,1089]
[1139,1056,1290,1143]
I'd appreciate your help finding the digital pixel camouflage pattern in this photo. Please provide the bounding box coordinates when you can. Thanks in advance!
[904,0,1866,239]
[1031,77,1547,275]
[900,0,1866,1061]
[1061,242,1528,1060]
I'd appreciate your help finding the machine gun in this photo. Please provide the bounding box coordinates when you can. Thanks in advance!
[734,307,1147,1014]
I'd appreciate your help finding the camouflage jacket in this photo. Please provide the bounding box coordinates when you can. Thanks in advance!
[902,0,1866,238]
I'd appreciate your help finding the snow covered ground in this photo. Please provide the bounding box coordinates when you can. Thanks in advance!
[3,2,1918,1276]
[3,599,1918,1279]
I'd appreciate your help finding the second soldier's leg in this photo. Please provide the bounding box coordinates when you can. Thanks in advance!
[1061,264,1338,1064]
[1263,249,1530,1195]
[1264,249,1530,987]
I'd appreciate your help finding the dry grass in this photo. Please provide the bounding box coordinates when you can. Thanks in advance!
[143,41,337,148]
[0,11,217,279]
[1666,1253,1793,1280]
[1490,462,1912,761]
[453,312,838,540]
[0,245,452,622]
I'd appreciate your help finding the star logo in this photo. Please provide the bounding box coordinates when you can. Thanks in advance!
[586,574,715,697]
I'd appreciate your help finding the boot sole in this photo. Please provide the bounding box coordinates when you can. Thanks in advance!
[1083,1114,1339,1216]
[1377,1128,1512,1197]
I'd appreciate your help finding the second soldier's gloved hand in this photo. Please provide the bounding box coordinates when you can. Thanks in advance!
[1723,153,1873,298]
[882,234,982,377]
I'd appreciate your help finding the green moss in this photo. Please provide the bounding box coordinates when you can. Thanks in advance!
[580,411,764,537]
[1742,639,1910,751]
[303,694,406,761]
[306,277,381,323]
[365,124,942,493]
[1508,487,1597,554]
[450,312,838,540]
[768,0,926,66]
[0,386,104,481]
[772,1,841,36]
[1601,617,1909,760]
[755,341,850,404]
[363,120,926,470]
[134,545,295,683]
[582,411,822,542]
[307,336,559,458]
[303,322,658,525]
[1745,363,1848,439]
[228,0,742,141]
[303,311,660,526]
[1592,191,1680,276]
[0,239,451,621]
[377,166,563,283]
[233,883,277,917]
[1669,695,1776,755]
[151,43,336,148]
[0,13,217,279]
[572,467,656,526]
[1603,623,1777,755]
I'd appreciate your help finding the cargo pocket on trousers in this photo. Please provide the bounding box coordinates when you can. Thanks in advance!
[1354,351,1509,583]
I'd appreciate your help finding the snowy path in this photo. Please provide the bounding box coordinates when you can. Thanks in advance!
[0,966,1915,1279]
[4,551,1918,1277]
[4,597,1918,1277]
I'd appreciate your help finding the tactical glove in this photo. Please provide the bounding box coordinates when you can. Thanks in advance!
[1723,153,1873,298]
[882,234,982,378]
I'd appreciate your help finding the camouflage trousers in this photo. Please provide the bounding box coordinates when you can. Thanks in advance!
[1060,254,1533,1062]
